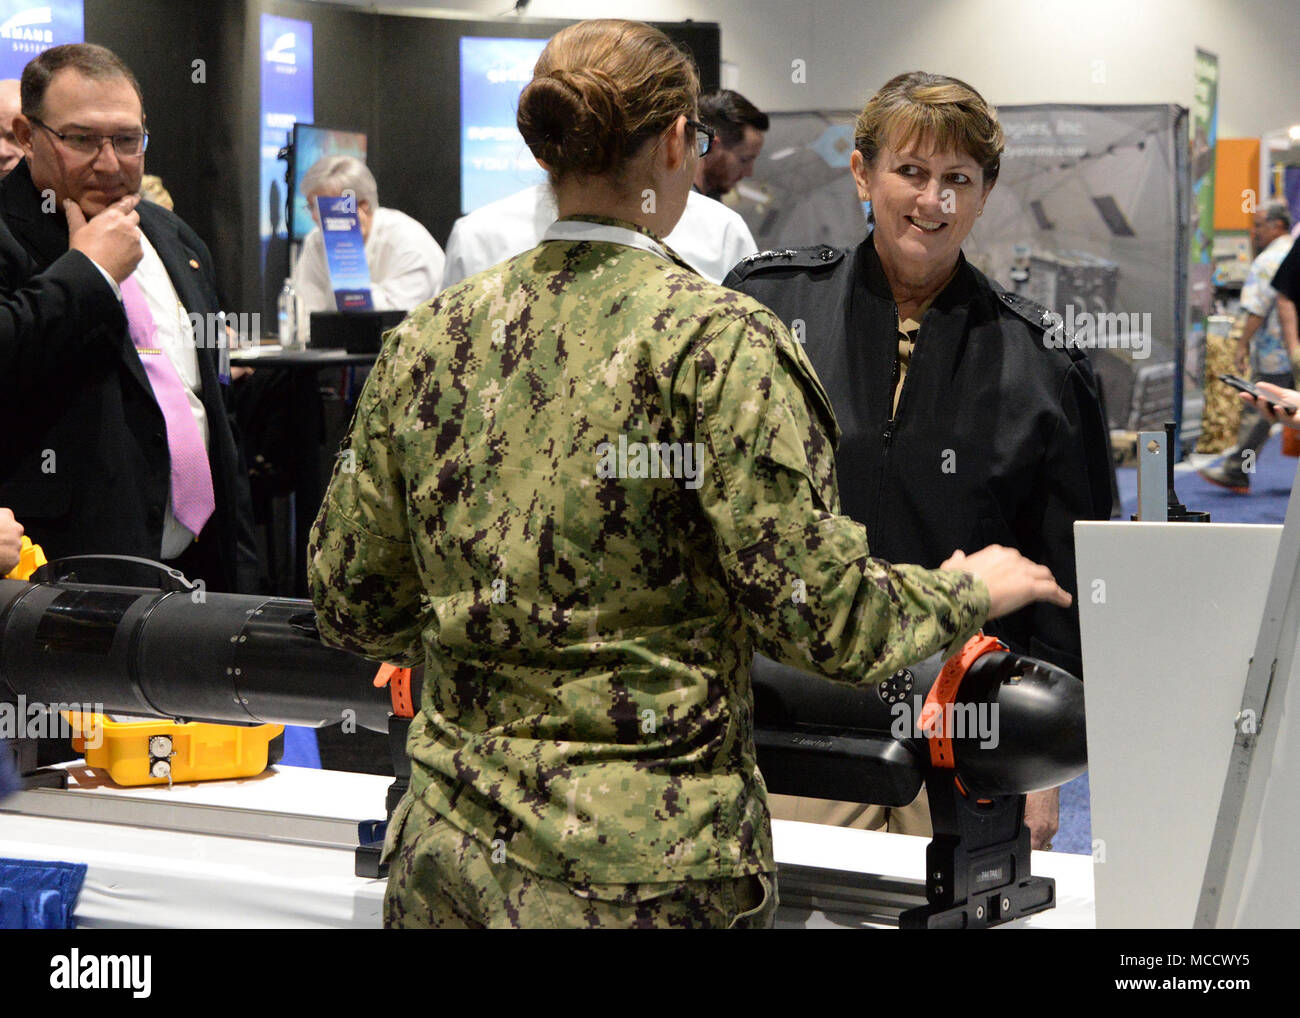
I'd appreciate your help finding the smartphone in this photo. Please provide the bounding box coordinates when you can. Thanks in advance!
[1218,374,1299,413]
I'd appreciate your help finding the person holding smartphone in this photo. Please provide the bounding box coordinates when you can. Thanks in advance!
[1239,380,1300,428]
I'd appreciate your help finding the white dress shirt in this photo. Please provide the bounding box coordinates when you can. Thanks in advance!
[671,190,759,282]
[439,185,758,290]
[293,206,445,333]
[130,233,209,558]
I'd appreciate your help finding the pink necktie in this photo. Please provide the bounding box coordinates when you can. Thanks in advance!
[120,276,215,539]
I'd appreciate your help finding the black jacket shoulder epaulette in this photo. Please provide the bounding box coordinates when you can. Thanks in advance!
[992,286,1088,363]
[993,287,1055,331]
[725,245,844,284]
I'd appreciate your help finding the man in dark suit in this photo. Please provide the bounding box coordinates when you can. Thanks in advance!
[0,193,141,381]
[0,43,256,593]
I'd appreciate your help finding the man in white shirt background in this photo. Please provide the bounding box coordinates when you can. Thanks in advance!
[441,89,771,289]
[694,89,768,202]
[441,184,758,290]
[292,155,444,336]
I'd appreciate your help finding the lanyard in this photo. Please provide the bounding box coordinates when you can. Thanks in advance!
[541,219,673,264]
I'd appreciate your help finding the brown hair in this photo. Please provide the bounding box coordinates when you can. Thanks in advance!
[854,71,1003,186]
[700,89,769,148]
[21,43,144,119]
[517,19,699,183]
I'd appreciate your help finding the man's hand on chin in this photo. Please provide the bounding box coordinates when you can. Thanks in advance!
[67,194,143,283]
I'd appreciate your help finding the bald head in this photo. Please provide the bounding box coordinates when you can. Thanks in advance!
[0,79,20,175]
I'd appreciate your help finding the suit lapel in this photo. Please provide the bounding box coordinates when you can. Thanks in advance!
[1,163,222,406]
[0,160,157,400]
[0,159,74,269]
[139,203,206,316]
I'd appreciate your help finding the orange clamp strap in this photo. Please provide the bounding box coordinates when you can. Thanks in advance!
[920,633,1005,770]
[373,663,415,718]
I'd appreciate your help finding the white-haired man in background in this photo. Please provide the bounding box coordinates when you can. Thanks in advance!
[292,155,444,330]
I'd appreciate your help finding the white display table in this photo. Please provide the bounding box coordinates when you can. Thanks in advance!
[0,763,1094,928]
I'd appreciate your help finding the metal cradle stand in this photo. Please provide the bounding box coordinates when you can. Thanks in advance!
[774,780,1053,930]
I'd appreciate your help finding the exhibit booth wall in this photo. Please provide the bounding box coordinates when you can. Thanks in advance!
[80,0,720,318]
[727,110,867,254]
[961,105,1191,436]
[309,0,1300,142]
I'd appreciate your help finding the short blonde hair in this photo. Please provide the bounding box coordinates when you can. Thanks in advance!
[854,72,1003,186]
[140,174,173,210]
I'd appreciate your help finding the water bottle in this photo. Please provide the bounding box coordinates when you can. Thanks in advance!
[277,278,299,349]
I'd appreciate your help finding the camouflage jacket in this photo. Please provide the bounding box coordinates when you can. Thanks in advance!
[308,215,990,885]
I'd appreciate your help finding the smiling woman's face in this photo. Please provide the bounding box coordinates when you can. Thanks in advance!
[851,133,992,285]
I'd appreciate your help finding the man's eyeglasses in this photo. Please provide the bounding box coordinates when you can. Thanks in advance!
[687,119,715,158]
[29,117,148,157]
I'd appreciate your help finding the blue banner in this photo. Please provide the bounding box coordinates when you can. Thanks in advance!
[460,35,548,214]
[0,1,84,79]
[316,194,373,311]
[259,13,312,244]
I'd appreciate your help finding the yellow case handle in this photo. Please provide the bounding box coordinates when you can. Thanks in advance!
[5,536,47,581]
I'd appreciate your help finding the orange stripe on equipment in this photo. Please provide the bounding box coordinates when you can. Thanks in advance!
[921,633,1005,770]
[373,663,415,718]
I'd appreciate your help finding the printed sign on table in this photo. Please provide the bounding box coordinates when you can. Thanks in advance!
[316,194,373,311]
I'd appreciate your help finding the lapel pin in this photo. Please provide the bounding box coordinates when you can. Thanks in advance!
[188,258,200,269]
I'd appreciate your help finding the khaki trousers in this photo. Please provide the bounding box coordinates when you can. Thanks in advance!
[768,786,932,836]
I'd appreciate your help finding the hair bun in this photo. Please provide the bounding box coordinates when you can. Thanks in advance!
[517,67,626,177]
[515,20,700,183]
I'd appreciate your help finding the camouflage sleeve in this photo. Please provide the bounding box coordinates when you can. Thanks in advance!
[307,331,426,666]
[683,308,990,683]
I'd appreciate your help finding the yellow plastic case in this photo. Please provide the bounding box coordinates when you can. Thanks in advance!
[67,713,285,786]
[15,540,284,787]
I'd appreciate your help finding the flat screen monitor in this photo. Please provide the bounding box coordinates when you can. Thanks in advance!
[291,123,368,242]
[459,35,549,214]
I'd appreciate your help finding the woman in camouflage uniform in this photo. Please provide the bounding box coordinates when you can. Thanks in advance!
[308,19,1070,929]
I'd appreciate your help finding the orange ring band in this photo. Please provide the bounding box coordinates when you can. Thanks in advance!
[373,663,415,718]
[921,633,1004,769]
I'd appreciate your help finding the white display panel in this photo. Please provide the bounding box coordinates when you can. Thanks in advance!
[1076,520,1298,928]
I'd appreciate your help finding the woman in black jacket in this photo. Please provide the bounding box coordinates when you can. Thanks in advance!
[727,72,1113,848]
